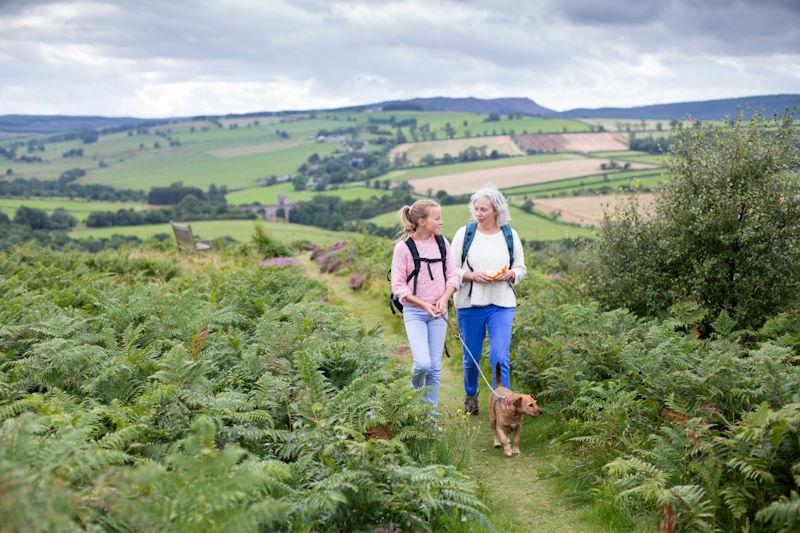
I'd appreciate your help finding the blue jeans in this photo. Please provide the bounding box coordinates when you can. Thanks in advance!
[403,307,447,407]
[457,305,515,397]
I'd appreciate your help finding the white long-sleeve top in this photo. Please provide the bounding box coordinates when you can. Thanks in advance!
[451,225,527,309]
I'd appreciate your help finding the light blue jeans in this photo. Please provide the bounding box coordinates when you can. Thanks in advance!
[403,306,447,407]
[457,304,515,397]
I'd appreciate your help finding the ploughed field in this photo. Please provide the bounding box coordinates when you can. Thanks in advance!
[529,193,657,226]
[516,132,628,153]
[390,135,524,164]
[406,158,657,195]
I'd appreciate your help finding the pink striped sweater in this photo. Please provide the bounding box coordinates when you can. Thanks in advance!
[391,235,460,308]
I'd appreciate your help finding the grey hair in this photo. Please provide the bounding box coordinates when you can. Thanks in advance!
[469,184,511,227]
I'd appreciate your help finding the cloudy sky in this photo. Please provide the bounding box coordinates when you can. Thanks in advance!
[0,0,798,118]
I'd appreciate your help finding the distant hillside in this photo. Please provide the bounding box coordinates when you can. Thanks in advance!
[372,97,555,116]
[0,115,165,135]
[559,94,800,120]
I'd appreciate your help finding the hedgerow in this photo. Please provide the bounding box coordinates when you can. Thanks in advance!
[0,244,488,531]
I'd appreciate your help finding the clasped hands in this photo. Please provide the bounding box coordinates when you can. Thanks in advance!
[471,269,515,284]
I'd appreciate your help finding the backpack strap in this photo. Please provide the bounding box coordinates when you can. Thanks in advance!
[462,222,478,296]
[501,224,514,267]
[461,222,478,266]
[404,237,422,295]
[435,234,447,282]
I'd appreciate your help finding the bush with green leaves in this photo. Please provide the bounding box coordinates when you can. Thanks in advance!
[589,110,800,329]
[251,221,292,258]
[0,244,488,531]
[511,273,800,531]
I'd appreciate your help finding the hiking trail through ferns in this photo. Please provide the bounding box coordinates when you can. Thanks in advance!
[297,252,607,533]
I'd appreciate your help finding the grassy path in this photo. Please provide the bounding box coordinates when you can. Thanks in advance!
[296,253,610,532]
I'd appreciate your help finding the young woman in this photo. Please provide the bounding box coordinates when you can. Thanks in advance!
[390,199,459,407]
[451,185,526,415]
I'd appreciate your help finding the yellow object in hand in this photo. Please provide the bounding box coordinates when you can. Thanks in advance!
[490,266,507,280]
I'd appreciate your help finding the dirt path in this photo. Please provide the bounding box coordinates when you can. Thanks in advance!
[296,253,605,532]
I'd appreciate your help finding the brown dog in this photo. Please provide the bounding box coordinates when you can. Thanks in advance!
[489,362,542,457]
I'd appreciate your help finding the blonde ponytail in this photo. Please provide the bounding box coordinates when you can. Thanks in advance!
[397,199,440,240]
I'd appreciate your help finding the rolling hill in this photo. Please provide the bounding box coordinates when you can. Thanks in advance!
[559,94,800,120]
[372,96,555,115]
[4,94,797,136]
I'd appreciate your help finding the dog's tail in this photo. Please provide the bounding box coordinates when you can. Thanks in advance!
[494,361,502,389]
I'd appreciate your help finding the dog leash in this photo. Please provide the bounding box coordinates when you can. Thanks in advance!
[440,315,508,404]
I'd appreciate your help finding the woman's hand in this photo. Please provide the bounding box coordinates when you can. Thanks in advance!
[472,271,494,284]
[423,302,441,318]
[496,270,515,283]
[434,296,449,317]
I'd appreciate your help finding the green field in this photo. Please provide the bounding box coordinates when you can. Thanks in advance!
[70,219,349,245]
[0,197,148,221]
[368,203,595,241]
[589,150,666,164]
[225,183,390,204]
[577,118,677,134]
[1,118,344,190]
[504,168,667,197]
[327,110,591,140]
[84,141,339,191]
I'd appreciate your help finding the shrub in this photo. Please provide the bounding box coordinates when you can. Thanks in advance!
[590,110,800,328]
[511,271,800,531]
[251,221,292,258]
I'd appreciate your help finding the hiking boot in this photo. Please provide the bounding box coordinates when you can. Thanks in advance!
[464,394,479,416]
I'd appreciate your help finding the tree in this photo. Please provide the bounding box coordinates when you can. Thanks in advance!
[13,206,50,229]
[590,110,800,328]
[292,175,307,191]
[49,208,77,229]
[521,199,534,213]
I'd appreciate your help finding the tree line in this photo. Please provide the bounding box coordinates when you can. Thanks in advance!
[0,174,146,202]
[86,192,253,228]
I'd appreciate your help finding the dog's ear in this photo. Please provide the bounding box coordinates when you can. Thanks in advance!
[513,396,522,407]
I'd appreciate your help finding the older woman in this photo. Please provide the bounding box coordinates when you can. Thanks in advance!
[451,185,526,415]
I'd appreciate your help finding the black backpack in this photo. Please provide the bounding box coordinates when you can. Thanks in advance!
[461,222,514,297]
[387,235,448,315]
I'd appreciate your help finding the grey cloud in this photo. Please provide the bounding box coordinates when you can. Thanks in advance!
[0,0,797,116]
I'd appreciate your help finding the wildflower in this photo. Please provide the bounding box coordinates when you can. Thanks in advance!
[485,460,489,465]
[407,395,412,400]
[462,415,467,420]
[457,408,462,415]
[414,416,418,421]
[472,426,477,431]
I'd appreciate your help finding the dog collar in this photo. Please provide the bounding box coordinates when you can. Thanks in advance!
[503,397,514,414]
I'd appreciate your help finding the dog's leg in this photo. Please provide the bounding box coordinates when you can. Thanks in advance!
[512,422,521,455]
[489,400,501,448]
[496,426,512,457]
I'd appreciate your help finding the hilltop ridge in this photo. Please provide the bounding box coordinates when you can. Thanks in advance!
[1,93,797,135]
